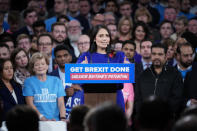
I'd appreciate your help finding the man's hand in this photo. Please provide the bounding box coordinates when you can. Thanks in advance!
[66,87,75,97]
[71,84,82,91]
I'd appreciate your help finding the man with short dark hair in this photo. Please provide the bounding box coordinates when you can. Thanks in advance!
[75,0,91,33]
[122,40,136,63]
[91,13,104,28]
[84,102,127,131]
[33,20,46,37]
[51,22,67,46]
[67,0,80,17]
[135,40,152,79]
[176,43,194,80]
[51,22,77,62]
[0,35,14,53]
[14,8,38,37]
[49,44,84,120]
[0,43,10,59]
[68,105,89,131]
[50,44,72,80]
[164,7,177,22]
[135,44,184,117]
[119,1,132,18]
[6,105,39,131]
[178,0,196,20]
[137,95,172,131]
[188,18,197,37]
[105,0,118,14]
[45,0,74,32]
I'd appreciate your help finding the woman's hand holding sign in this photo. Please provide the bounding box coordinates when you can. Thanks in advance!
[124,56,130,64]
[81,56,88,64]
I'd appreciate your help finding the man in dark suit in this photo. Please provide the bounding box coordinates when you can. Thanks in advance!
[135,40,152,80]
[184,65,197,107]
[14,8,38,39]
[75,0,91,34]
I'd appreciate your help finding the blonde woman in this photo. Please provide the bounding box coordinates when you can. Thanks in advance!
[118,16,133,41]
[23,52,66,121]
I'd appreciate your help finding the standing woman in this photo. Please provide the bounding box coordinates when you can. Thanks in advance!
[77,25,129,110]
[23,52,66,121]
[0,59,24,120]
[11,48,30,87]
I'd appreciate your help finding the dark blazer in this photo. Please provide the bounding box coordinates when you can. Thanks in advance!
[75,14,90,34]
[135,62,144,81]
[0,79,25,120]
[49,68,60,78]
[184,65,197,100]
[13,26,32,42]
[15,26,30,36]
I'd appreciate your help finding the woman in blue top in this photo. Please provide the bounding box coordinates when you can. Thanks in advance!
[23,52,66,121]
[77,25,129,110]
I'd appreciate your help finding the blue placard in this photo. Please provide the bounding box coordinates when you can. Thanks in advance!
[65,63,135,83]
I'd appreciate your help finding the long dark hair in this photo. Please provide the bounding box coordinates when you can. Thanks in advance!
[132,21,149,41]
[0,58,12,78]
[89,25,112,55]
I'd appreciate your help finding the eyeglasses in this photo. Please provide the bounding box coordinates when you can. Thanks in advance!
[53,30,66,34]
[68,26,81,30]
[93,19,104,23]
[78,42,90,46]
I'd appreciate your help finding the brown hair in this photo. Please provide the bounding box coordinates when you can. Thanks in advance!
[51,22,67,32]
[16,34,30,46]
[10,48,29,70]
[134,7,152,23]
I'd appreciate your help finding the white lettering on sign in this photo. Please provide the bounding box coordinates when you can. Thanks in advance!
[70,67,83,72]
[110,67,130,72]
[85,67,109,72]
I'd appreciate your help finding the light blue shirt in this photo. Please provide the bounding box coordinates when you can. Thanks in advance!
[23,75,66,120]
[45,15,75,32]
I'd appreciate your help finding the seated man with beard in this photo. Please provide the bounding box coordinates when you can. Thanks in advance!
[67,20,83,58]
[175,42,195,81]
